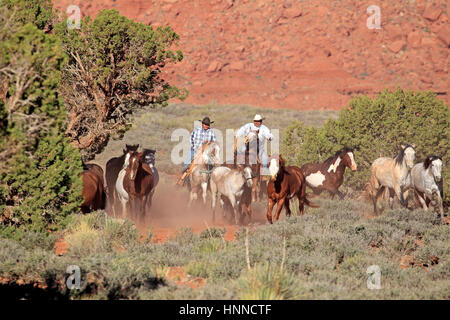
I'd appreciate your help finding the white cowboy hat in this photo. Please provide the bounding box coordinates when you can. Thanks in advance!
[253,114,264,121]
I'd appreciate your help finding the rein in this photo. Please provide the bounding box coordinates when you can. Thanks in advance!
[199,148,217,175]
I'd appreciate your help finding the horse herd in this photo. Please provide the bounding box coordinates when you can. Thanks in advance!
[81,144,159,224]
[80,141,445,226]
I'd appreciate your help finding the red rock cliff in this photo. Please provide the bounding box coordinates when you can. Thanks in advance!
[53,0,449,110]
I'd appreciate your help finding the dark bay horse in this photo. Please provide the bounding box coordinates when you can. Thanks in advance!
[105,144,139,216]
[266,154,318,224]
[143,148,159,211]
[81,163,106,213]
[116,151,154,224]
[301,147,357,199]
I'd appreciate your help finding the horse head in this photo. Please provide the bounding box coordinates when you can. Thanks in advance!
[143,148,156,167]
[200,142,221,166]
[243,166,254,188]
[269,154,285,181]
[424,155,443,183]
[342,147,357,171]
[127,151,144,181]
[397,144,416,169]
[246,130,259,143]
[123,144,139,154]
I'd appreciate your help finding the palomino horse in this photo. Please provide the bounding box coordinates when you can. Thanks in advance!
[210,165,253,225]
[188,142,221,206]
[115,151,154,224]
[234,129,262,202]
[105,144,139,216]
[368,144,416,214]
[81,163,106,213]
[301,147,357,199]
[266,154,319,224]
[409,155,444,219]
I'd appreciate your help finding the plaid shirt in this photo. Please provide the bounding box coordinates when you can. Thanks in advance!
[190,127,217,152]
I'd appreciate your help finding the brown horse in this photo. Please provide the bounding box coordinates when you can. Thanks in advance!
[81,163,106,213]
[116,151,154,224]
[234,130,262,202]
[301,147,357,199]
[266,154,318,224]
[105,144,139,216]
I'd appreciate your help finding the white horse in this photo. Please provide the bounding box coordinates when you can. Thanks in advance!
[210,166,253,225]
[409,155,444,218]
[368,144,416,214]
[188,142,221,206]
[115,152,132,218]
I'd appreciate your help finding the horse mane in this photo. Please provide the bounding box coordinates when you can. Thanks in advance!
[424,155,442,169]
[395,144,414,166]
[323,147,353,165]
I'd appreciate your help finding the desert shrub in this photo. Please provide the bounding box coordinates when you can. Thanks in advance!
[54,9,188,161]
[0,6,83,235]
[282,88,450,202]
[64,211,141,257]
[235,262,298,300]
[1,0,54,30]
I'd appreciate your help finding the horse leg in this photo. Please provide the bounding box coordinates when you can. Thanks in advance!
[141,196,149,226]
[284,199,291,217]
[415,190,428,211]
[434,191,444,220]
[210,181,217,223]
[201,181,208,205]
[188,188,197,208]
[266,198,275,224]
[256,178,261,202]
[228,194,240,225]
[393,183,407,208]
[335,189,345,200]
[251,182,256,203]
[243,203,252,225]
[273,198,286,222]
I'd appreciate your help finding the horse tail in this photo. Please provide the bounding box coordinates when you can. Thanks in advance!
[363,181,374,203]
[304,196,319,208]
[299,173,319,208]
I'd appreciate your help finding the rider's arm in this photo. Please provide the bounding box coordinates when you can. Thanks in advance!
[190,128,197,149]
[210,129,217,142]
[262,126,274,141]
[235,123,250,137]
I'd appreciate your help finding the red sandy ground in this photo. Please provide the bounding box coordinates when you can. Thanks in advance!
[52,0,449,110]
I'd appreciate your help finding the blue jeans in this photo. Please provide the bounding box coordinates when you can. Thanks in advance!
[183,148,194,169]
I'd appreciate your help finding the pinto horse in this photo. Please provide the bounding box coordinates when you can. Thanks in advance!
[116,151,154,224]
[105,144,139,216]
[301,147,357,199]
[81,163,106,213]
[368,144,416,214]
[266,154,318,224]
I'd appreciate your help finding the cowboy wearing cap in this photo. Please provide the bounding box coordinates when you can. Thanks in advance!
[182,116,217,173]
[235,114,273,168]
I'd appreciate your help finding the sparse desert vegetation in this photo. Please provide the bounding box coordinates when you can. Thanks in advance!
[1,199,448,299]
